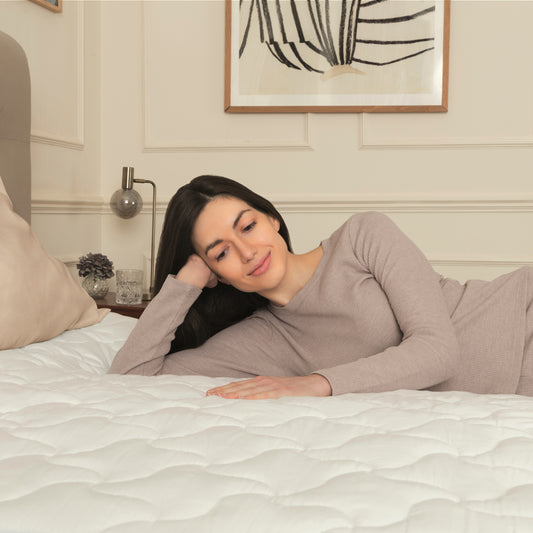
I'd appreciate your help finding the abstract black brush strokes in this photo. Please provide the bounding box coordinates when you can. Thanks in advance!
[239,0,436,75]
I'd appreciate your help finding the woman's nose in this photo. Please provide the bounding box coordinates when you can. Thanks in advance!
[236,241,256,262]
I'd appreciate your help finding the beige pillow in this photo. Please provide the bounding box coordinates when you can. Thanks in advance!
[0,176,109,350]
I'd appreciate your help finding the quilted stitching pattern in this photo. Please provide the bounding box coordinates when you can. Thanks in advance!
[1,313,533,532]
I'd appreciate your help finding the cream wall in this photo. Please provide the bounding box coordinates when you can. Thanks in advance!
[1,0,533,286]
[0,0,102,270]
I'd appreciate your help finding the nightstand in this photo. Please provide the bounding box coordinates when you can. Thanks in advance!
[95,292,149,319]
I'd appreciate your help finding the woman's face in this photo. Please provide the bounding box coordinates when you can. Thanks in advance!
[192,196,288,295]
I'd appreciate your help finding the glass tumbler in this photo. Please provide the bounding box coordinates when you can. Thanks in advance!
[116,269,143,305]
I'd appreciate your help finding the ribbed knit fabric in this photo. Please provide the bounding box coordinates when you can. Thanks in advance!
[109,212,532,396]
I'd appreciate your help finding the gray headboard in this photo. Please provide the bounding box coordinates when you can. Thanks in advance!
[0,30,31,223]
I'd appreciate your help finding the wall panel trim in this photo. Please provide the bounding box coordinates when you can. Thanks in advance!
[141,3,311,152]
[35,196,533,268]
[270,197,533,214]
[360,116,533,149]
[30,5,85,150]
[428,258,533,269]
[32,197,105,215]
[31,132,85,151]
[32,195,533,215]
[143,140,313,152]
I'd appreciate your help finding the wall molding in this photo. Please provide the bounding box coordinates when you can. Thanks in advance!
[141,3,311,152]
[142,136,313,152]
[360,115,533,149]
[31,132,85,151]
[428,258,533,269]
[270,196,533,214]
[32,197,105,215]
[58,256,83,269]
[30,4,85,150]
[32,195,533,215]
[36,196,533,269]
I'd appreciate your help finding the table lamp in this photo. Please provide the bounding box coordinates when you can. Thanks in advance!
[110,166,157,300]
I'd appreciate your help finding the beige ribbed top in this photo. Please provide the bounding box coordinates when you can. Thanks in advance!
[109,212,530,395]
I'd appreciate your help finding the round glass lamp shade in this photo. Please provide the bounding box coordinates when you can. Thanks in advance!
[110,188,143,219]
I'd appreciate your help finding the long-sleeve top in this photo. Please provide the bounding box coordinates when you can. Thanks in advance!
[109,212,531,395]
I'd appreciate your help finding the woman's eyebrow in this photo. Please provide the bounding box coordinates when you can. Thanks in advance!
[204,209,252,256]
[232,209,252,229]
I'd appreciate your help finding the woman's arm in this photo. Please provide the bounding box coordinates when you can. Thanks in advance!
[108,254,219,375]
[314,212,460,395]
[107,274,202,375]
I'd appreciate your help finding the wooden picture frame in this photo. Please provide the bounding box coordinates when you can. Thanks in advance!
[225,0,450,113]
[29,0,62,13]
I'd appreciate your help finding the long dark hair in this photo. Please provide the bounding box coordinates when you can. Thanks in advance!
[154,175,292,354]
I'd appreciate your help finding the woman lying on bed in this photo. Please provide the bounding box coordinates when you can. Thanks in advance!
[109,176,533,399]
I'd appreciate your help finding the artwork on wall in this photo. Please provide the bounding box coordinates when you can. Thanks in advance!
[225,0,450,113]
[29,0,62,13]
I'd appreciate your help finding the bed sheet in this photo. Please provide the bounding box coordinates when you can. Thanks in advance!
[2,312,533,533]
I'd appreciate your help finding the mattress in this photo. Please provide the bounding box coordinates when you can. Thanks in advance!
[2,312,533,533]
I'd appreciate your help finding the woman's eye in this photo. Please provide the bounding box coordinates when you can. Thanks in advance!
[215,250,227,262]
[243,221,256,232]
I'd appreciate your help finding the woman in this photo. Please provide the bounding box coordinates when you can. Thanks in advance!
[109,176,533,399]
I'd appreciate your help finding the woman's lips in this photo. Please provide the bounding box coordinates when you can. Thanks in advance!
[249,252,271,276]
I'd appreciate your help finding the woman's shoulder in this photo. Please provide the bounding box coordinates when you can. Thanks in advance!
[326,211,396,244]
[347,211,394,229]
[320,212,408,265]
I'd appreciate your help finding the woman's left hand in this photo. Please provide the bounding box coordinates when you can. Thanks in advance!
[206,374,332,400]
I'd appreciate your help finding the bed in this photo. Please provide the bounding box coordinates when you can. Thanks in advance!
[2,30,533,533]
[3,314,533,533]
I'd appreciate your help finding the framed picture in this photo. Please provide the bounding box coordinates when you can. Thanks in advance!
[29,0,62,13]
[225,0,450,113]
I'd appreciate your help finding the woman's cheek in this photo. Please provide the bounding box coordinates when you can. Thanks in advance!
[216,263,237,285]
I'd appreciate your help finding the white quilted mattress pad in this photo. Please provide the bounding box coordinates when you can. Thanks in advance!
[1,312,533,533]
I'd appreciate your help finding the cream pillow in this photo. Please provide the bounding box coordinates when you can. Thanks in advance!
[0,176,109,350]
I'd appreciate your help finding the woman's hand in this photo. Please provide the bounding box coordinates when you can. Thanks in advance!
[206,374,332,400]
[175,254,218,289]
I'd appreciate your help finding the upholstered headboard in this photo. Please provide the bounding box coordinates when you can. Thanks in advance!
[0,30,31,223]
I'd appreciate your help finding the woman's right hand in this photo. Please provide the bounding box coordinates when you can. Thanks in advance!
[175,254,218,289]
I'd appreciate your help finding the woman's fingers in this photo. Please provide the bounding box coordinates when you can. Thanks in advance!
[206,375,331,400]
[206,376,270,398]
[176,254,218,289]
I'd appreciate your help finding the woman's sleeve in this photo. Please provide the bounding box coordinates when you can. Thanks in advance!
[108,275,202,375]
[314,212,460,395]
